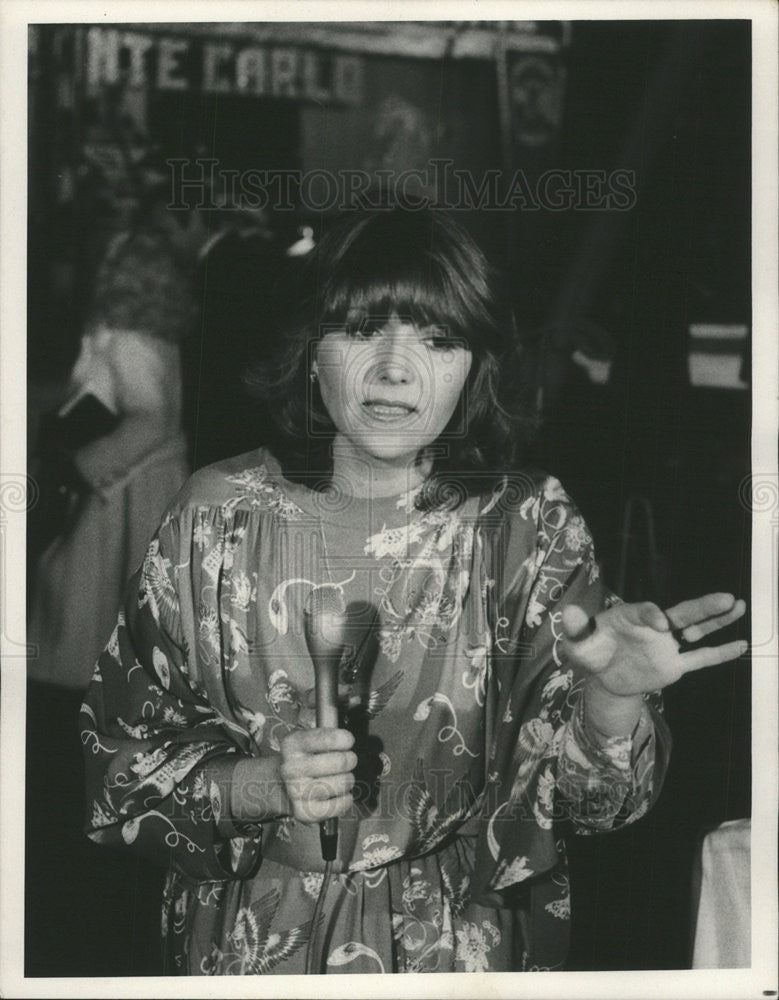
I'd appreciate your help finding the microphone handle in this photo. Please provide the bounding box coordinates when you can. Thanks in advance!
[315,655,340,861]
[314,656,340,730]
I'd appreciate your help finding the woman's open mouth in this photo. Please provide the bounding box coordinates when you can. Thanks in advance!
[362,399,417,422]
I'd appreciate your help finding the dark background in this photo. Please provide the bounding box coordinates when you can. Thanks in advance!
[26,20,751,975]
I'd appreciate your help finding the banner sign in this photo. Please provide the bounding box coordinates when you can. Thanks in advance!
[85,27,364,105]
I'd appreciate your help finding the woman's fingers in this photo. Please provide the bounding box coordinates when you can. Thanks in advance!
[283,769,355,823]
[287,770,356,801]
[561,595,748,697]
[632,601,670,631]
[279,726,359,822]
[565,601,672,643]
[673,598,747,643]
[561,604,593,641]
[679,639,749,674]
[280,749,357,780]
[560,605,622,679]
[288,792,354,824]
[283,726,354,756]
[665,593,739,631]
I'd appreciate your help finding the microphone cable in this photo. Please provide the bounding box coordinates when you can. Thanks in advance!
[305,858,336,975]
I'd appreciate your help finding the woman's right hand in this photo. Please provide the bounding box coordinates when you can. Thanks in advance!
[278,727,357,825]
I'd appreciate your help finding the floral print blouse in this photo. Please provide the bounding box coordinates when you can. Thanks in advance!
[81,448,671,975]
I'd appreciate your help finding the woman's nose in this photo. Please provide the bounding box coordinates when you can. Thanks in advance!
[377,358,412,384]
[374,335,417,384]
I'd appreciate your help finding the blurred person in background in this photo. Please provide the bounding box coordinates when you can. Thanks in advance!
[28,227,192,689]
[26,226,193,975]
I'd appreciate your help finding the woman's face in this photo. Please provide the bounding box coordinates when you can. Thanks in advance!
[313,315,473,469]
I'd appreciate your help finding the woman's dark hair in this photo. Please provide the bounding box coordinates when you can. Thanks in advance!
[245,206,536,506]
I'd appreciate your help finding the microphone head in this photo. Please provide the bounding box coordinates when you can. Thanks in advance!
[303,584,347,652]
[304,583,346,620]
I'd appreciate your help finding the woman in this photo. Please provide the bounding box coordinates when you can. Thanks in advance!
[81,208,746,975]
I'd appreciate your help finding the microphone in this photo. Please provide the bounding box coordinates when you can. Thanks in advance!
[303,584,348,861]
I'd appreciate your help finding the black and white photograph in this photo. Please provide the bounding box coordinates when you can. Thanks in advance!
[1,2,777,996]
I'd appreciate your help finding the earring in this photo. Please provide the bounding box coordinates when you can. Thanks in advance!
[309,370,318,383]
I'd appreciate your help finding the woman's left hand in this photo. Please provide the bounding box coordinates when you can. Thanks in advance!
[561,592,748,699]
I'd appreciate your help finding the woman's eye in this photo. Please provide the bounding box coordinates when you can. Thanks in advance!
[424,336,453,351]
[351,325,382,340]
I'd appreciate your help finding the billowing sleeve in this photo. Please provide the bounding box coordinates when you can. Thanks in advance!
[473,474,671,897]
[80,506,263,882]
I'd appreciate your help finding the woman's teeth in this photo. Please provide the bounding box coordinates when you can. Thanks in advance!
[364,402,414,419]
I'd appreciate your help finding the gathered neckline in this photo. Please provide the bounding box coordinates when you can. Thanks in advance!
[259,448,431,528]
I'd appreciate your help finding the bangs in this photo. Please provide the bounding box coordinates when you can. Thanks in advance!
[326,275,468,343]
[314,212,499,351]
